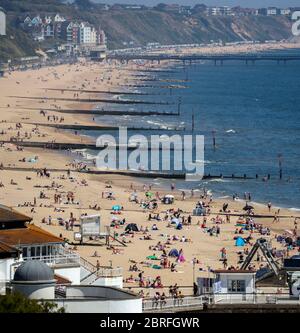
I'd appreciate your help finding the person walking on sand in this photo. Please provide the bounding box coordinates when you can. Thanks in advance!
[96,260,100,271]
[181,191,186,201]
[267,202,272,212]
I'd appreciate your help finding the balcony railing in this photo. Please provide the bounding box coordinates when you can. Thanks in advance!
[23,252,80,266]
[80,257,123,278]
[143,295,212,311]
[213,293,300,305]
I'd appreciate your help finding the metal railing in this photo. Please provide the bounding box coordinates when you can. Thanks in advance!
[143,295,211,311]
[142,293,300,311]
[213,293,300,305]
[80,257,123,279]
[23,252,80,266]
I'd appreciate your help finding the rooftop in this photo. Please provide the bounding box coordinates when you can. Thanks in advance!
[214,270,256,274]
[0,224,64,247]
[0,241,19,258]
[13,260,55,283]
[0,204,32,224]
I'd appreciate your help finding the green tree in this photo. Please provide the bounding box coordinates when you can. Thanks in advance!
[0,292,65,313]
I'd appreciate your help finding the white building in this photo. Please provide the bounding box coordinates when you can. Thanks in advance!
[0,7,6,36]
[0,205,122,292]
[54,13,66,23]
[267,7,279,16]
[10,260,142,313]
[207,6,232,16]
[212,270,256,302]
[280,9,291,16]
[79,22,97,45]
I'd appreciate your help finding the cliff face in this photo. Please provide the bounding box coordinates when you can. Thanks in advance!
[0,1,294,60]
[92,11,293,49]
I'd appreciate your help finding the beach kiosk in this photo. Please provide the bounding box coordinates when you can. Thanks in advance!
[212,270,256,303]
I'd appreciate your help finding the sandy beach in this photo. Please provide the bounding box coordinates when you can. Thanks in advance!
[1,43,300,298]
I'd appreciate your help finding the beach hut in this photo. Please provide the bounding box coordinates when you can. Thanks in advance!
[235,237,246,247]
[168,249,179,257]
[125,223,139,232]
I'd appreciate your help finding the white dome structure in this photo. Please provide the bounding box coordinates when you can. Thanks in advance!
[11,260,56,299]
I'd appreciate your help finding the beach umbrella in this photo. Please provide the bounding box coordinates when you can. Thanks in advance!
[165,194,174,199]
[171,217,179,224]
[112,205,121,211]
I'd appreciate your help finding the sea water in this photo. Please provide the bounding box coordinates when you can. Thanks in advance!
[80,49,300,209]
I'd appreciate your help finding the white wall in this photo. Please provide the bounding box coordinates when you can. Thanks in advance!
[0,258,15,294]
[52,285,142,313]
[54,266,81,285]
[12,282,55,299]
[0,10,6,36]
[0,258,15,282]
[55,298,142,313]
[92,276,123,289]
[218,273,255,294]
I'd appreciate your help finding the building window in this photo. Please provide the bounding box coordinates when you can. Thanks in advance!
[22,247,28,258]
[228,279,246,293]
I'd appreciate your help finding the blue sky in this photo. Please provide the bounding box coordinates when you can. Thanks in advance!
[93,1,300,7]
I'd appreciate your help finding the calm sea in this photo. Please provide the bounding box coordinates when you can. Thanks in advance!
[80,49,300,210]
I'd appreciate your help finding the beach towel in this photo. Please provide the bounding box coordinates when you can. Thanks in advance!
[152,265,162,269]
[147,255,158,260]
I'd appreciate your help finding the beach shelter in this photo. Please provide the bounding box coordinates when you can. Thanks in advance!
[125,223,139,232]
[235,237,246,247]
[168,249,179,257]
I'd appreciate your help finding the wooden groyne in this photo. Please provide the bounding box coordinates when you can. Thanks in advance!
[137,78,188,83]
[118,68,179,73]
[26,122,184,132]
[10,96,173,106]
[20,107,180,117]
[121,84,187,89]
[1,165,284,183]
[0,140,181,151]
[44,88,154,96]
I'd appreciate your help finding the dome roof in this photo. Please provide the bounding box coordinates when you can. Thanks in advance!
[14,260,55,282]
